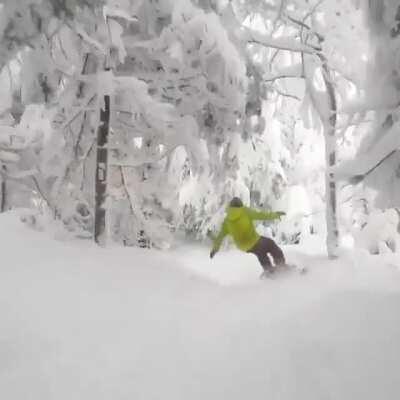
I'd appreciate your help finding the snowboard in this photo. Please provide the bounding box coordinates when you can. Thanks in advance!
[259,264,307,280]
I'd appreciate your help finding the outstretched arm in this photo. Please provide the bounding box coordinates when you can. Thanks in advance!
[210,221,228,258]
[246,207,285,221]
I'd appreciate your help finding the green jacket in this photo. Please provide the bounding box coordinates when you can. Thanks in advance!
[211,207,282,252]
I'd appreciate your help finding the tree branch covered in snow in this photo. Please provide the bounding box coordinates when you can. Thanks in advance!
[243,28,320,54]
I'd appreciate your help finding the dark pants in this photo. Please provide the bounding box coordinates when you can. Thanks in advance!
[247,236,286,272]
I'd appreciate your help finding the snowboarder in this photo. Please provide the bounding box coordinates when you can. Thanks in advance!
[210,197,287,276]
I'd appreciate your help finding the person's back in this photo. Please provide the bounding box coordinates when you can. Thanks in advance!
[210,197,286,276]
[224,205,262,251]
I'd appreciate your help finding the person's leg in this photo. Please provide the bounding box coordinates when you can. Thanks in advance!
[264,237,286,267]
[248,237,274,273]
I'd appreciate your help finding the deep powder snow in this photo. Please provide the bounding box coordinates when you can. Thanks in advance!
[1,212,400,400]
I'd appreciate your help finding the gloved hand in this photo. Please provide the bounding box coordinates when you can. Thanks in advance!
[275,211,286,220]
[206,230,216,240]
[210,249,217,259]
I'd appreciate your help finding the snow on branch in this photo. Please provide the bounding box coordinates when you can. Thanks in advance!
[332,121,400,180]
[274,88,301,101]
[243,28,320,54]
[103,5,138,22]
[57,94,96,131]
[264,73,304,82]
[284,13,324,42]
[264,63,304,82]
[0,150,20,163]
[342,98,400,114]
[110,144,180,168]
[70,22,107,55]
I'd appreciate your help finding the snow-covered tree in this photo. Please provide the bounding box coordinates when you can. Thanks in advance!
[327,0,400,254]
[227,0,368,257]
[119,0,248,243]
[17,0,247,248]
[334,0,400,199]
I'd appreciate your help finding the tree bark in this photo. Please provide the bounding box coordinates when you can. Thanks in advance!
[94,93,110,245]
[304,47,340,258]
[1,166,6,213]
[320,55,339,258]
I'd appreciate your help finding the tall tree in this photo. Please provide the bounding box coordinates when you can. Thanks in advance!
[94,75,111,245]
[227,0,366,257]
[333,1,400,214]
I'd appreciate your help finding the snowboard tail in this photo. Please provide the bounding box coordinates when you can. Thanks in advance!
[259,263,307,279]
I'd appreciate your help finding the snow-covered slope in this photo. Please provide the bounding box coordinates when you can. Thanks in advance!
[1,212,400,400]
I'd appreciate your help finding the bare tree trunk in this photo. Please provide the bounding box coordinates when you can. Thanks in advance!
[304,47,340,258]
[320,56,339,258]
[1,166,6,213]
[94,93,110,245]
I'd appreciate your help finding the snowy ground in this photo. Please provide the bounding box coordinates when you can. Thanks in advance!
[1,212,400,400]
